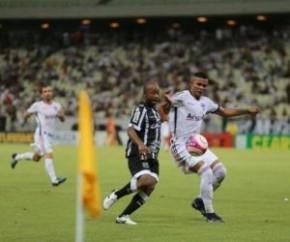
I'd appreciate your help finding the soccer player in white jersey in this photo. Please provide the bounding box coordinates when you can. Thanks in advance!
[159,72,261,222]
[11,84,67,186]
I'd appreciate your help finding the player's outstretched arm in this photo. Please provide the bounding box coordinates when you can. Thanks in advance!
[20,111,33,126]
[215,106,261,117]
[23,111,32,120]
[157,102,170,122]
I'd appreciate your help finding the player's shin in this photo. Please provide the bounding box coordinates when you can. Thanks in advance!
[198,166,214,213]
[119,191,149,216]
[44,158,57,183]
[15,152,34,161]
[114,177,138,199]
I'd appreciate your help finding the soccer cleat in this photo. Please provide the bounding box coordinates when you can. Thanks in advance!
[191,197,206,217]
[11,153,18,169]
[52,177,67,186]
[205,213,224,223]
[103,190,118,210]
[116,215,137,225]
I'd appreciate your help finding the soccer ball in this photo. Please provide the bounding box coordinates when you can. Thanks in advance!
[186,134,208,156]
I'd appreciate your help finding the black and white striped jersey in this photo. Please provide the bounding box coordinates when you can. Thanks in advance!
[126,102,161,159]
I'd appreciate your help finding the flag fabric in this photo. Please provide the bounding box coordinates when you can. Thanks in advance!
[78,91,101,218]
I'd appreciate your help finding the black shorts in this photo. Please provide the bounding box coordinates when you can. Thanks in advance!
[127,155,159,177]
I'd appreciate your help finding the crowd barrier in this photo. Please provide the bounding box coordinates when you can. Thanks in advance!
[0,132,34,143]
[235,134,290,150]
[1,132,289,150]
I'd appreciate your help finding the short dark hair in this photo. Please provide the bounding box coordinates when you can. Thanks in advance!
[39,83,52,93]
[193,72,208,79]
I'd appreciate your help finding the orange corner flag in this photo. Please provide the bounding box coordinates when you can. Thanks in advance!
[78,91,101,218]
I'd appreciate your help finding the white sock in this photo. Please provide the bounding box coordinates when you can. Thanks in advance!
[44,158,57,183]
[15,152,34,161]
[198,166,214,214]
[130,178,138,192]
[197,164,227,196]
[212,164,227,191]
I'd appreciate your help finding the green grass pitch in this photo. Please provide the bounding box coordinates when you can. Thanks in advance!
[0,144,289,242]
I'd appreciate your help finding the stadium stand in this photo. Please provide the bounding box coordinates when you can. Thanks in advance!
[0,19,290,134]
[0,0,289,134]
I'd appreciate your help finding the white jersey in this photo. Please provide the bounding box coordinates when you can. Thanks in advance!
[27,101,62,135]
[169,90,218,140]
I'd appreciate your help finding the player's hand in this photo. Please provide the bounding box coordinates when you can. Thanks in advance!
[57,109,65,122]
[248,106,262,116]
[20,119,27,127]
[163,89,172,104]
[138,143,150,159]
[57,109,65,117]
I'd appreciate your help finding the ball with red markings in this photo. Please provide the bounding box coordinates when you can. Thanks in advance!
[186,134,208,156]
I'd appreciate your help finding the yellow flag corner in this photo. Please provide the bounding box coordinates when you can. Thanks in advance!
[78,91,101,218]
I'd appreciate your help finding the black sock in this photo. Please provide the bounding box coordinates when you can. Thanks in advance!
[115,182,133,199]
[119,193,146,217]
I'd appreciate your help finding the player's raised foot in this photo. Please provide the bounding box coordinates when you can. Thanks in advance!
[52,177,67,186]
[191,197,206,217]
[116,215,137,225]
[11,153,18,169]
[103,190,118,210]
[205,213,224,223]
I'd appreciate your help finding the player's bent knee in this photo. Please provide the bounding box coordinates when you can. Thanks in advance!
[138,174,157,187]
[140,184,156,196]
[214,164,227,182]
[33,154,42,162]
[190,160,206,173]
[212,164,227,191]
[45,153,53,159]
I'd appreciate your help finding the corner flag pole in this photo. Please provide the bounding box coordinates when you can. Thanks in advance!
[75,173,84,242]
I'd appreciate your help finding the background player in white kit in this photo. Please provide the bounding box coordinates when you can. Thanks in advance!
[159,72,261,222]
[11,84,67,186]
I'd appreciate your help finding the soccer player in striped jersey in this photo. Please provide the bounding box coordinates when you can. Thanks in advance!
[103,81,163,225]
[10,84,67,186]
[160,72,261,222]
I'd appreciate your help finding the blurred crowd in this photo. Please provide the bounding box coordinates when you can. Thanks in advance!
[0,23,290,134]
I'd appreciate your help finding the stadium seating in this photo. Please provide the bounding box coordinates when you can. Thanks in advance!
[0,23,289,133]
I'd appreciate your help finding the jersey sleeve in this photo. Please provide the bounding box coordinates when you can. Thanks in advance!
[204,97,219,113]
[55,102,62,112]
[128,106,146,131]
[171,91,185,107]
[27,102,39,114]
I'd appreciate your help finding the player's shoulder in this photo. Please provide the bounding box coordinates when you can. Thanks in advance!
[199,96,219,109]
[200,95,214,102]
[138,102,145,108]
[173,90,189,98]
[51,101,62,107]
[131,103,145,114]
[31,100,42,106]
[135,102,147,110]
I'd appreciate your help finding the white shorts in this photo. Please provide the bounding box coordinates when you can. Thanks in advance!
[32,129,54,155]
[170,138,218,174]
